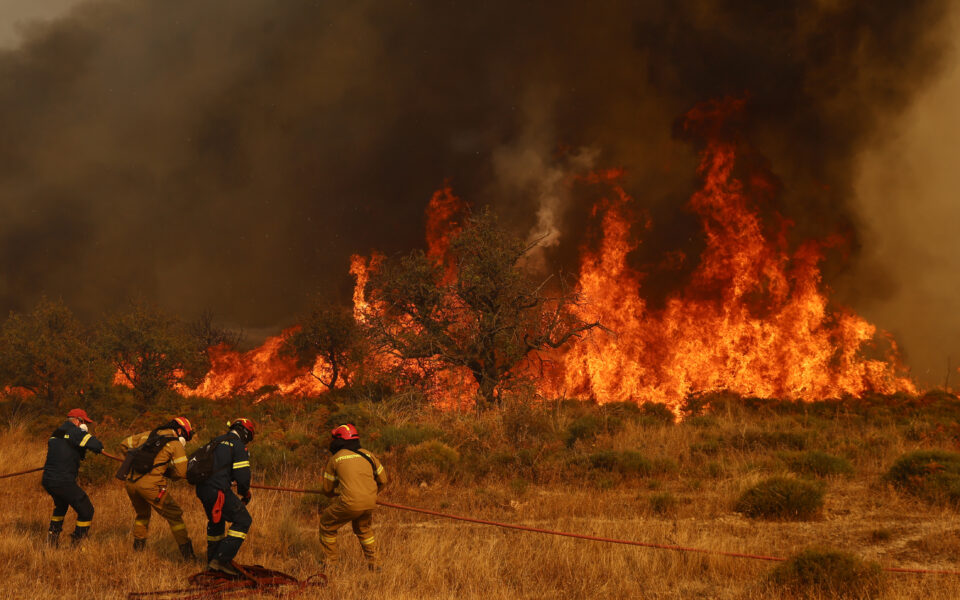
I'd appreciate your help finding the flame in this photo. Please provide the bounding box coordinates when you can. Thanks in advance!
[110,98,917,407]
[552,99,915,411]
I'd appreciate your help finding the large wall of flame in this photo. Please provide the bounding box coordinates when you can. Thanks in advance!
[0,0,955,383]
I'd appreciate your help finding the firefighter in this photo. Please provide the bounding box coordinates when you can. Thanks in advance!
[41,408,104,546]
[119,416,196,558]
[195,418,255,576]
[319,424,387,571]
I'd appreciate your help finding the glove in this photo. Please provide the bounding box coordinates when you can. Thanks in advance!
[241,491,251,505]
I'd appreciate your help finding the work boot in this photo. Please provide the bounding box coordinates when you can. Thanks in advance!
[69,532,87,547]
[46,531,60,548]
[179,542,196,560]
[133,538,146,552]
[207,559,241,577]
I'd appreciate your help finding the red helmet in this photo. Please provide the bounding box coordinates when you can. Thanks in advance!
[172,416,194,440]
[231,418,256,437]
[331,424,359,440]
[67,408,94,424]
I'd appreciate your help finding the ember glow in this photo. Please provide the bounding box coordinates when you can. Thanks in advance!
[162,99,915,408]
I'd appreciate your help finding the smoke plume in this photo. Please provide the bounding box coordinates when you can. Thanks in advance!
[0,0,954,381]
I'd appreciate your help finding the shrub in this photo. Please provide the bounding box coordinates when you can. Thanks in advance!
[884,449,960,505]
[373,424,443,451]
[324,403,373,432]
[637,402,676,424]
[404,440,460,483]
[589,450,652,475]
[649,492,676,515]
[249,444,305,482]
[734,477,824,520]
[781,450,853,478]
[586,451,677,477]
[731,429,806,451]
[565,415,602,448]
[500,401,556,443]
[768,547,882,599]
[78,454,117,486]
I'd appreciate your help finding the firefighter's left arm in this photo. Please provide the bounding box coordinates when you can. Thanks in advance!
[231,443,251,497]
[321,457,337,497]
[166,440,188,479]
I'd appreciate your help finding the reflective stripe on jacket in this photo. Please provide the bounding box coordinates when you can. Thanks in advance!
[42,420,104,485]
[321,448,386,511]
[199,431,251,495]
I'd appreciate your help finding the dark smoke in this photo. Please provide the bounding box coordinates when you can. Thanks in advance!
[0,1,953,365]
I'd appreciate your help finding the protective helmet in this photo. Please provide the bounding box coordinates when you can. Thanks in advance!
[331,423,359,440]
[172,416,194,441]
[66,408,94,424]
[230,418,256,441]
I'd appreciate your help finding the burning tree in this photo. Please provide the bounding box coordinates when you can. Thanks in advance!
[0,298,109,412]
[281,301,361,390]
[99,302,210,406]
[362,210,598,406]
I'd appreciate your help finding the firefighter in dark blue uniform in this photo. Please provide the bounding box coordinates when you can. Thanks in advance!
[41,408,104,546]
[196,418,255,575]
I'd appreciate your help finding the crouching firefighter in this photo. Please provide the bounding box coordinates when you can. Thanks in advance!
[42,408,104,546]
[191,418,255,576]
[319,424,387,570]
[117,416,195,558]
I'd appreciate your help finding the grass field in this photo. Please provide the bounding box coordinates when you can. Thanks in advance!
[3,392,960,599]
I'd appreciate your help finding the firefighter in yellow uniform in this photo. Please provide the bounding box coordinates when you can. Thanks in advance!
[119,416,196,559]
[319,424,387,570]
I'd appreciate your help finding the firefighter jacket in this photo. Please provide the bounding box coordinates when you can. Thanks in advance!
[42,421,104,486]
[200,431,251,495]
[321,447,386,511]
[120,428,187,485]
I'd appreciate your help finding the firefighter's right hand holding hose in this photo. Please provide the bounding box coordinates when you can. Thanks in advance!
[241,490,252,505]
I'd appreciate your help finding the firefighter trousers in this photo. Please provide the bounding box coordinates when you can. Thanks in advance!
[42,480,94,540]
[319,499,378,565]
[197,485,251,563]
[124,480,190,545]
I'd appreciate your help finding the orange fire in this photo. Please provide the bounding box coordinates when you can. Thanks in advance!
[552,98,915,409]
[129,98,916,407]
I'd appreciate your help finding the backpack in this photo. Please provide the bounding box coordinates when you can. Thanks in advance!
[128,432,177,477]
[185,439,223,485]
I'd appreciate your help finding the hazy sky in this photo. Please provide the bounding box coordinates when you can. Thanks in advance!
[0,0,81,47]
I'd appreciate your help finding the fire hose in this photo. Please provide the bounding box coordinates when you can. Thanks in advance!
[1,452,958,577]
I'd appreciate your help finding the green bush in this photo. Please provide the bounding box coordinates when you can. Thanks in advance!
[731,429,806,451]
[589,450,651,475]
[373,424,443,451]
[781,450,853,478]
[249,444,305,482]
[734,477,824,520]
[637,402,676,424]
[324,404,373,432]
[565,415,602,448]
[768,547,882,599]
[78,453,117,486]
[585,451,677,477]
[404,440,460,483]
[649,492,676,515]
[885,449,960,505]
[500,401,556,443]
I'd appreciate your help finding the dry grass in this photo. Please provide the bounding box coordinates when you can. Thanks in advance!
[3,395,960,599]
